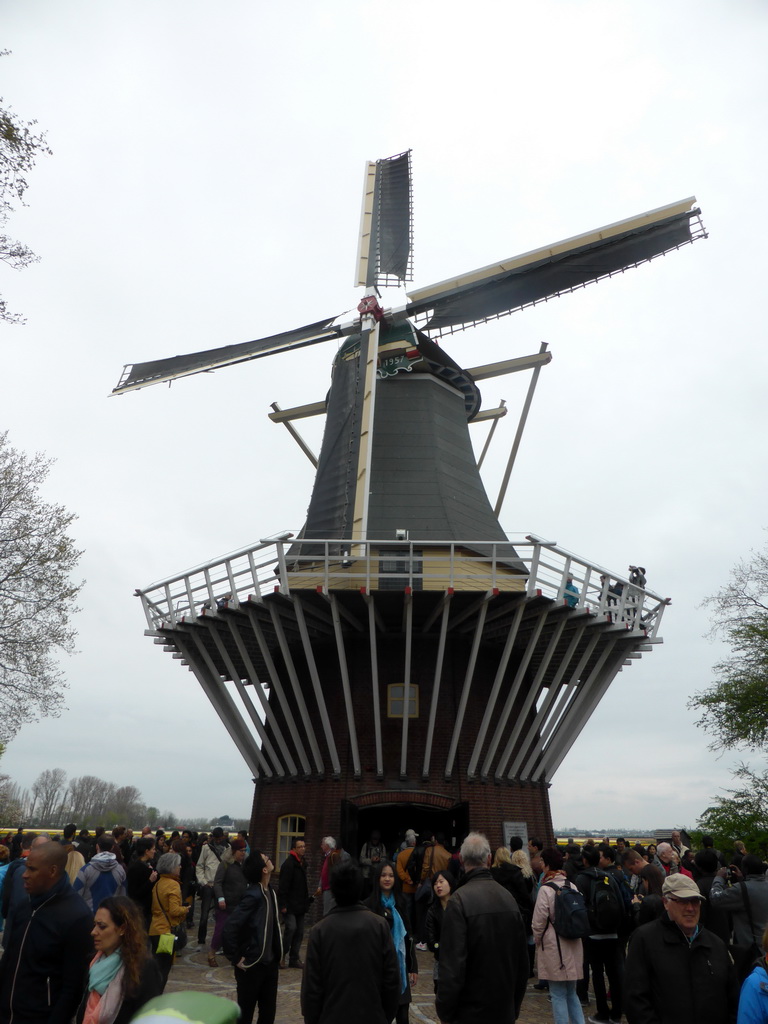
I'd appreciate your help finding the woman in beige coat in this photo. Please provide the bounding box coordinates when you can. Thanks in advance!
[532,848,585,1024]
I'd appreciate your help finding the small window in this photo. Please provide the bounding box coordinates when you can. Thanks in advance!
[388,683,419,718]
[379,548,423,591]
[276,814,305,869]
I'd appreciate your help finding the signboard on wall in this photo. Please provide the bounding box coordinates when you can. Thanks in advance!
[502,821,529,851]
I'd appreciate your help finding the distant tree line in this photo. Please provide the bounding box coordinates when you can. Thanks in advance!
[0,756,248,832]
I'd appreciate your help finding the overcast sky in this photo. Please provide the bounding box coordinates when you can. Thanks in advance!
[2,0,767,831]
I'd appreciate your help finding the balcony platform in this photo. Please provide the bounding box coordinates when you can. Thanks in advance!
[136,535,669,787]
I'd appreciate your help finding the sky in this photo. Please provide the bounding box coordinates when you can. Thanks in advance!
[1,0,767,830]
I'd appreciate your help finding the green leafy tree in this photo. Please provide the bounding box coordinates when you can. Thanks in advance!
[696,764,768,857]
[0,54,51,324]
[690,541,768,855]
[688,541,768,752]
[0,433,83,741]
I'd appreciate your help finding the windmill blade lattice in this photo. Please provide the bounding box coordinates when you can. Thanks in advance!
[113,315,347,395]
[404,197,706,337]
[355,150,414,289]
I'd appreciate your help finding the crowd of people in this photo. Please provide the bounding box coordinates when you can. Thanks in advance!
[524,831,767,1024]
[0,823,254,1024]
[0,824,766,1024]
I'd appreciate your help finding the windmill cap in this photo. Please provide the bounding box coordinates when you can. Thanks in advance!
[662,874,704,900]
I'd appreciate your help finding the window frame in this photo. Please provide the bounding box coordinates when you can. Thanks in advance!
[387,682,419,718]
[275,813,306,871]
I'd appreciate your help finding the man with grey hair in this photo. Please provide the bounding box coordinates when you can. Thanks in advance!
[653,843,679,878]
[437,832,528,1024]
[315,836,350,914]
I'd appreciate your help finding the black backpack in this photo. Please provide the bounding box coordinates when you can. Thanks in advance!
[543,880,590,970]
[583,871,623,934]
[544,880,590,939]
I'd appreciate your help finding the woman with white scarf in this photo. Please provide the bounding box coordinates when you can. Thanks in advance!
[76,896,162,1024]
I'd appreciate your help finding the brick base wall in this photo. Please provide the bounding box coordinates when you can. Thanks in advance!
[249,772,554,868]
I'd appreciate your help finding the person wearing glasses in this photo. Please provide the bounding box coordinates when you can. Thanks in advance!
[624,873,738,1024]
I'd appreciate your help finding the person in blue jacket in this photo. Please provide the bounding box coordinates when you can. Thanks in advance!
[738,931,768,1024]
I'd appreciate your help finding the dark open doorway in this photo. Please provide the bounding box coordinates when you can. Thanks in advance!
[341,800,469,859]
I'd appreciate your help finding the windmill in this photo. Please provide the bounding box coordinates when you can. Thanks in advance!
[117,152,705,855]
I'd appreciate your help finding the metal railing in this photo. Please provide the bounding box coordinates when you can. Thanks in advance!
[136,533,670,639]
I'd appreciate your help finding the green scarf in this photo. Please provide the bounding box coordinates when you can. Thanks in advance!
[89,950,123,994]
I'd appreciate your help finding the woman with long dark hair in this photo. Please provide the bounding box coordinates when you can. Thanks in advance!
[76,896,162,1024]
[425,870,453,993]
[365,861,418,1023]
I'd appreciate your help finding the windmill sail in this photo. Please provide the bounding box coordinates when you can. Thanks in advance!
[404,197,705,335]
[356,150,413,288]
[112,315,346,395]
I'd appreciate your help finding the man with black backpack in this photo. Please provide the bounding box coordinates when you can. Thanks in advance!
[576,845,626,1024]
[599,845,634,941]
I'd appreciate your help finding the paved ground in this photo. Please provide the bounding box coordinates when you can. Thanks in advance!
[169,937,566,1023]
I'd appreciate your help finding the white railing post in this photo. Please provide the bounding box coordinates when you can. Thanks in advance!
[527,541,542,596]
[275,541,290,595]
[163,584,176,626]
[247,550,262,599]
[579,566,591,608]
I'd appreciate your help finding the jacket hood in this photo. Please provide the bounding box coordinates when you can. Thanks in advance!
[90,851,118,871]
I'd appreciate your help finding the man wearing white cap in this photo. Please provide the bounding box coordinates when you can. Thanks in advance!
[624,873,738,1024]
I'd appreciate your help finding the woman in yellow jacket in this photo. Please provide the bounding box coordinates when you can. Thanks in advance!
[148,852,190,991]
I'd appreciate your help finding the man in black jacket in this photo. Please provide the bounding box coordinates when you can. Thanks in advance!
[301,861,399,1024]
[223,851,282,1024]
[278,838,310,968]
[576,845,627,1024]
[0,841,93,1024]
[624,873,738,1024]
[437,832,528,1024]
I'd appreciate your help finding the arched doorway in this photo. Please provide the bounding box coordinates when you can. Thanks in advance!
[341,799,469,860]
